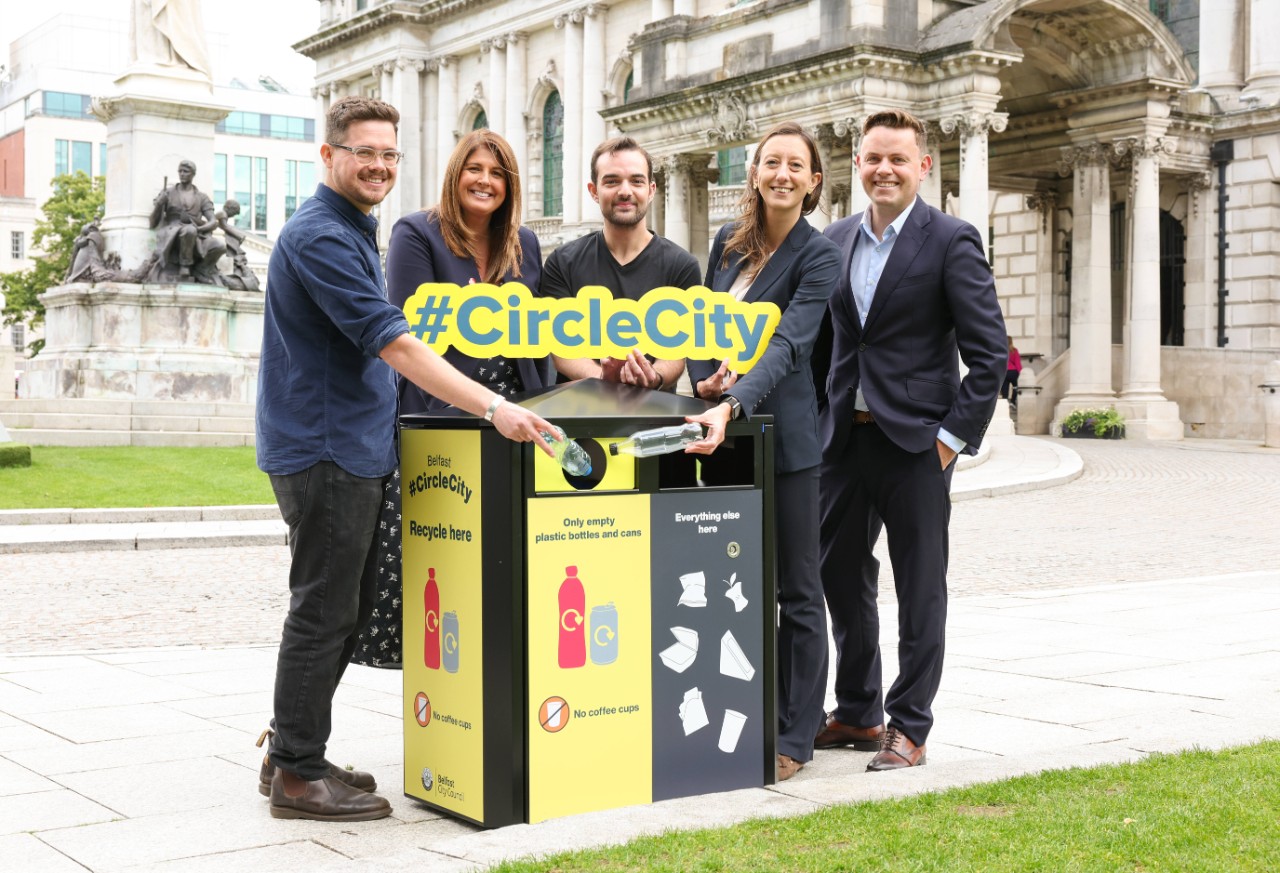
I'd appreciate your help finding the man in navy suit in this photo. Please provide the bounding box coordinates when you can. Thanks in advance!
[815,109,1006,770]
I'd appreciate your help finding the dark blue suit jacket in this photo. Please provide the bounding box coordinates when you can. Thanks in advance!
[820,197,1006,460]
[385,211,548,415]
[688,218,840,474]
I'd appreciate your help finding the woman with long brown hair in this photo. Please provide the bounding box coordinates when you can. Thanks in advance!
[686,121,841,779]
[350,130,548,668]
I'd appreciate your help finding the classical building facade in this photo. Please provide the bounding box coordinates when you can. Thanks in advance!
[298,0,1279,440]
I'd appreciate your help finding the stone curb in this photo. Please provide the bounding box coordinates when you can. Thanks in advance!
[0,504,279,526]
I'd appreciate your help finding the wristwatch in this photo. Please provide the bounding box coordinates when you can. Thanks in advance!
[719,394,743,420]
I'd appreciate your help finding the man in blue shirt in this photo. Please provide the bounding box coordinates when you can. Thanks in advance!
[256,96,553,821]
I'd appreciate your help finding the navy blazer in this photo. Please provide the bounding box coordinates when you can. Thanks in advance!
[385,211,548,415]
[820,197,1006,460]
[688,218,840,474]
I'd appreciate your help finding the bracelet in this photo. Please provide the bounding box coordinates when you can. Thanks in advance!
[654,373,666,391]
[483,395,506,422]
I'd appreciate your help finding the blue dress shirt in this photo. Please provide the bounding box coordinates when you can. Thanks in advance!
[256,184,410,478]
[849,200,965,453]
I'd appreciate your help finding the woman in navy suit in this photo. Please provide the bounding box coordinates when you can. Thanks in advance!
[686,121,841,780]
[351,130,546,668]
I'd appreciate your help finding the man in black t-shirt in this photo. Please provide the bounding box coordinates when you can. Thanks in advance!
[542,136,701,390]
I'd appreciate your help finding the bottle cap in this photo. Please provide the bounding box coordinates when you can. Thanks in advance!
[566,566,577,576]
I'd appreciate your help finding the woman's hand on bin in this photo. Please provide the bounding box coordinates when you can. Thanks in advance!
[683,403,732,455]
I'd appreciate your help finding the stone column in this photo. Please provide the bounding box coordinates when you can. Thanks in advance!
[834,115,870,219]
[1180,172,1214,348]
[377,63,393,104]
[940,110,1007,255]
[663,156,691,254]
[1199,0,1245,99]
[664,155,714,272]
[581,5,608,221]
[1245,0,1280,97]
[312,84,331,148]
[673,0,694,15]
[1054,143,1118,421]
[483,37,506,136]
[808,124,835,231]
[555,10,584,226]
[650,164,666,236]
[436,56,459,173]
[1025,191,1057,355]
[651,0,673,18]
[389,59,424,217]
[920,121,943,209]
[504,33,528,217]
[1115,136,1183,439]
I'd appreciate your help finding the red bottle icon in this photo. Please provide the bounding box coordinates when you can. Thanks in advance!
[558,566,586,669]
[424,568,441,670]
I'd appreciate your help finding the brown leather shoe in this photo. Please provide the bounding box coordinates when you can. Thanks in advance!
[268,769,391,821]
[814,714,886,751]
[866,726,926,771]
[776,754,804,781]
[256,729,376,797]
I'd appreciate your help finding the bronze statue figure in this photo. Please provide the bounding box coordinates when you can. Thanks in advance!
[216,199,261,292]
[148,159,226,285]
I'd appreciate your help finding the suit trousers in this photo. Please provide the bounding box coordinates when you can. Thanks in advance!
[818,424,953,747]
[268,460,386,779]
[773,466,830,762]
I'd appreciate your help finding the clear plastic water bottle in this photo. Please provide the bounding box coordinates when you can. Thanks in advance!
[608,423,704,457]
[540,425,593,476]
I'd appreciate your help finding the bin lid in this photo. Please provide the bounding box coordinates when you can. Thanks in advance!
[399,378,771,431]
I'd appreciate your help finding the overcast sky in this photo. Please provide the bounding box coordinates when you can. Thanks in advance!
[1,0,320,94]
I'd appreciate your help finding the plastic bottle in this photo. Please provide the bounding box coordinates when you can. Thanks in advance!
[424,568,440,670]
[558,566,586,669]
[540,425,593,476]
[608,422,704,457]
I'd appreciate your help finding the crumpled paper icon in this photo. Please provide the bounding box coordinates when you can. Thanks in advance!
[678,571,707,608]
[724,572,748,613]
[678,686,709,735]
[720,630,755,682]
[658,626,699,673]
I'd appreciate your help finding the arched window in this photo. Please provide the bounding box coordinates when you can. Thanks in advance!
[623,71,633,104]
[472,110,488,130]
[542,90,564,217]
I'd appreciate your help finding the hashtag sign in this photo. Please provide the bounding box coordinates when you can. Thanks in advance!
[412,295,454,344]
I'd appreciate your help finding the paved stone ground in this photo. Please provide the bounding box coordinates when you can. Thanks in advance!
[3,438,1277,654]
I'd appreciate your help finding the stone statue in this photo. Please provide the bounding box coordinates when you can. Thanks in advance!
[130,0,212,79]
[66,219,116,284]
[216,200,261,292]
[148,159,226,285]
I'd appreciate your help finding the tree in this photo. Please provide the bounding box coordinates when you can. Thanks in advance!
[1,172,106,355]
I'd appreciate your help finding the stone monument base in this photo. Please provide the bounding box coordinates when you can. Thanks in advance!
[22,282,262,403]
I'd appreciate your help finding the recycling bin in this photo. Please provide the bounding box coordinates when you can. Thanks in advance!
[399,378,776,827]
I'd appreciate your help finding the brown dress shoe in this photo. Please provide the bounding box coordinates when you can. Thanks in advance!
[866,726,926,772]
[776,754,804,781]
[814,714,886,751]
[269,769,391,821]
[256,729,376,797]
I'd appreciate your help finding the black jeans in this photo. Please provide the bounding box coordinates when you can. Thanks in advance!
[268,461,386,780]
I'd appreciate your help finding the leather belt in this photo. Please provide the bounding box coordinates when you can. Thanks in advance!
[853,410,876,425]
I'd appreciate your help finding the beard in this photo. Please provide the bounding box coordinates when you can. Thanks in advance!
[603,200,648,228]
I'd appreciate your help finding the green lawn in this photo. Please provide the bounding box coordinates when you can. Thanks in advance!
[0,446,273,509]
[495,742,1280,872]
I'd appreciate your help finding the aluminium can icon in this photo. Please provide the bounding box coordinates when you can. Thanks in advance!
[590,602,619,665]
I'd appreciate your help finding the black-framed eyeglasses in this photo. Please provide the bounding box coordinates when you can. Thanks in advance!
[327,143,405,166]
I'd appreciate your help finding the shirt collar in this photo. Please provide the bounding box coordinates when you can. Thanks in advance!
[858,196,917,243]
[313,183,379,237]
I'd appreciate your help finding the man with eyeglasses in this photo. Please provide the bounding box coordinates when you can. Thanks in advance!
[256,95,555,822]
